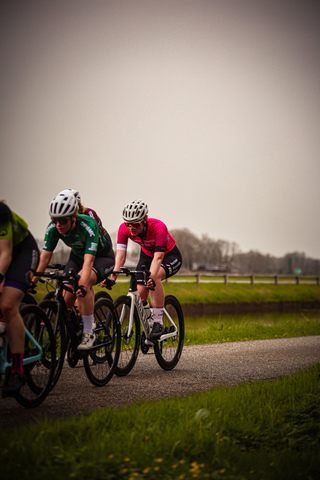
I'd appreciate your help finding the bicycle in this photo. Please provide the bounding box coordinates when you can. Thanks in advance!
[104,266,184,376]
[0,304,56,408]
[35,266,121,388]
[38,263,113,304]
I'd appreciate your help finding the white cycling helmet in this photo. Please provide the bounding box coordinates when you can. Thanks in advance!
[122,199,148,223]
[58,189,81,204]
[49,191,78,218]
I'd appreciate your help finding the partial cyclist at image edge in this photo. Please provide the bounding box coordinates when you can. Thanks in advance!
[110,199,182,339]
[0,201,40,398]
[32,190,115,350]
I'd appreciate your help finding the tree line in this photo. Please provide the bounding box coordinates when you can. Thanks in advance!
[37,228,320,275]
[170,228,320,275]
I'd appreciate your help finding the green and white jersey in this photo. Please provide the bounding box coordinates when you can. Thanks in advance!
[0,203,29,246]
[43,214,107,259]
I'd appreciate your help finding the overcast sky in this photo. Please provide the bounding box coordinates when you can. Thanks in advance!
[1,0,319,258]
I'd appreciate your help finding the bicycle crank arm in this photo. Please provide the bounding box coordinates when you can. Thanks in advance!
[158,331,178,341]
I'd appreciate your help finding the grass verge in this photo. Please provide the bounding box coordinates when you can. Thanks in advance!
[1,365,319,480]
[185,311,320,345]
[33,282,320,306]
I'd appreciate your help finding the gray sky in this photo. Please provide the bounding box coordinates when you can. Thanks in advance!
[1,0,320,258]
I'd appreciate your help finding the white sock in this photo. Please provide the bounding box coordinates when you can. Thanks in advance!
[82,314,94,334]
[152,308,164,325]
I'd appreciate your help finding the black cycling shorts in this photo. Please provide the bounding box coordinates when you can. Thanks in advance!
[64,244,115,284]
[136,245,182,280]
[4,232,40,293]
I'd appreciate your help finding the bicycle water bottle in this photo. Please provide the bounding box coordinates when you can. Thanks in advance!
[0,313,6,349]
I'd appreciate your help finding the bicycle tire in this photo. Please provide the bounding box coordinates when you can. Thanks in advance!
[41,291,55,301]
[15,304,56,408]
[38,299,67,389]
[113,295,141,376]
[83,298,121,386]
[153,295,184,370]
[94,290,113,302]
[21,293,37,305]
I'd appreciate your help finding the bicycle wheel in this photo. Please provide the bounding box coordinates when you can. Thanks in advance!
[22,293,37,305]
[113,295,141,376]
[154,295,184,370]
[15,305,56,408]
[38,299,67,389]
[83,298,121,386]
[94,290,113,302]
[41,291,55,301]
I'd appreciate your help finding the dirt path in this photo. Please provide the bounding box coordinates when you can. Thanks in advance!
[1,336,320,430]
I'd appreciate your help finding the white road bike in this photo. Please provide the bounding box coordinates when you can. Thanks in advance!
[103,266,184,376]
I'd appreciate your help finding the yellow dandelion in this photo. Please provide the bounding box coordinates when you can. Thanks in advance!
[142,467,151,474]
[190,466,200,473]
[108,454,114,459]
[219,468,226,474]
[179,459,186,464]
[133,473,139,477]
[124,457,130,462]
[192,475,198,478]
[154,458,163,463]
[172,464,178,469]
[179,475,185,480]
[122,468,128,473]
[154,466,160,471]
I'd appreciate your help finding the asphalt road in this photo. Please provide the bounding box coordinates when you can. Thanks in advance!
[1,336,319,430]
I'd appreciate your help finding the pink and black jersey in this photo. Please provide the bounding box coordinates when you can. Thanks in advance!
[117,218,175,257]
[85,208,103,229]
[85,208,108,236]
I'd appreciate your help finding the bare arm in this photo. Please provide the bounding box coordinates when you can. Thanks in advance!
[148,251,165,286]
[110,250,127,281]
[32,251,53,284]
[0,238,13,278]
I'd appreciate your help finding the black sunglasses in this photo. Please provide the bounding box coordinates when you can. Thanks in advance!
[51,217,72,225]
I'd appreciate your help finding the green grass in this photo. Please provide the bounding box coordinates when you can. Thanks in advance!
[1,366,319,480]
[185,311,320,345]
[34,281,320,306]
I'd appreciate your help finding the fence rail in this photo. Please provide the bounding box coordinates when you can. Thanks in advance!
[165,274,320,285]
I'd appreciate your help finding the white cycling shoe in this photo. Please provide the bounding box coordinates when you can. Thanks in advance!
[78,331,95,350]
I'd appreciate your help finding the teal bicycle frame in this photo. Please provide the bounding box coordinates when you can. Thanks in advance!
[0,328,43,375]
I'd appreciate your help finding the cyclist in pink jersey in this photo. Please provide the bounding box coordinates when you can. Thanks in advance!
[110,199,182,340]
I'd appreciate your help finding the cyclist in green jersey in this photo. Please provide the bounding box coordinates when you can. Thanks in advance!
[0,201,40,397]
[32,191,115,350]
